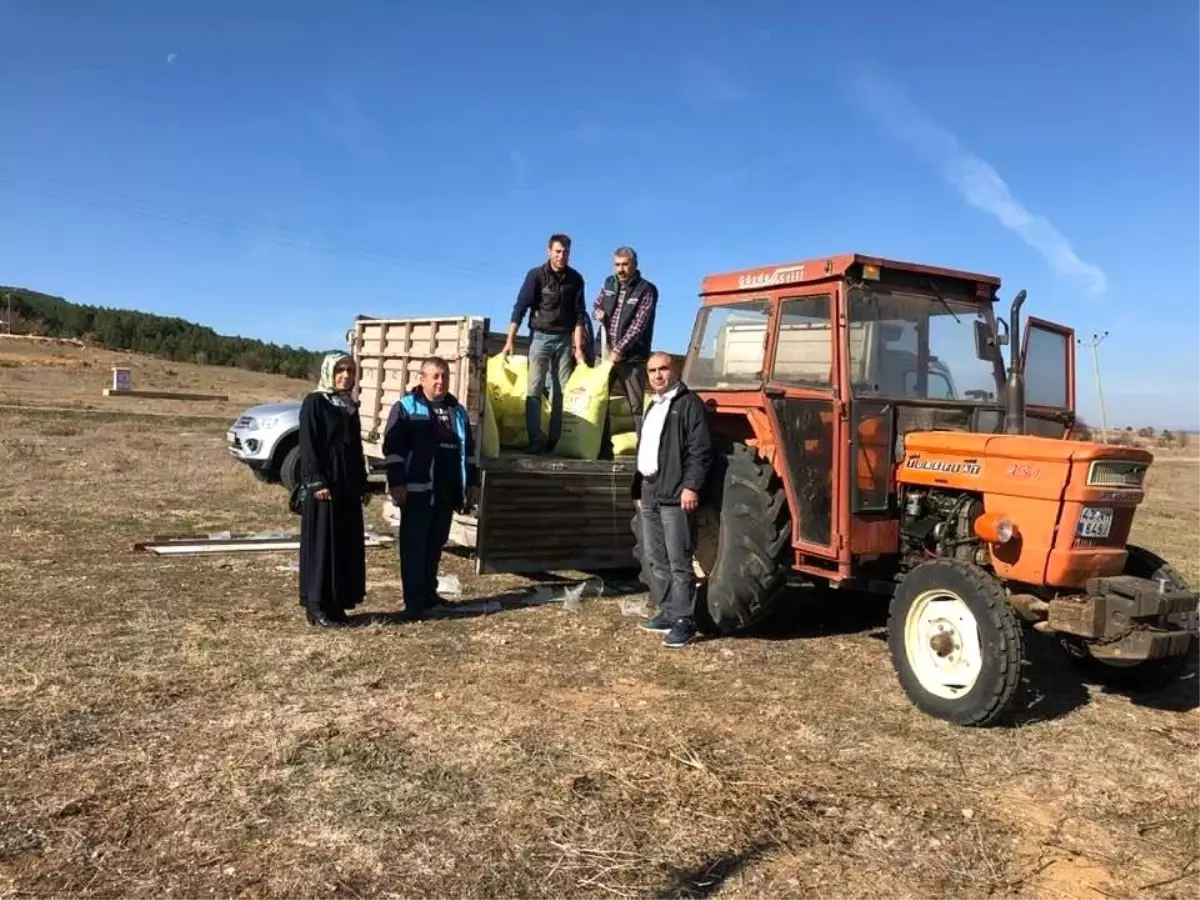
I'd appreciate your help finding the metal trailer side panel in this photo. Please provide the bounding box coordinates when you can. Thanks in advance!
[475,454,639,575]
[351,315,489,461]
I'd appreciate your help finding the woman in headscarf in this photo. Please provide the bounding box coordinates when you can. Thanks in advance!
[297,352,369,627]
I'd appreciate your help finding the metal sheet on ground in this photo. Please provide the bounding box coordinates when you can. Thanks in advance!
[134,530,395,556]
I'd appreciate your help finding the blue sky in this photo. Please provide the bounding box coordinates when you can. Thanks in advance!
[1,0,1196,428]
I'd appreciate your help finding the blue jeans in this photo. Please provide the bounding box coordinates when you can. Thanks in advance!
[639,492,697,622]
[526,331,575,449]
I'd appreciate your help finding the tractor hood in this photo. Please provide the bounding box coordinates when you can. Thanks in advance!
[899,430,1153,590]
[898,430,1153,504]
[903,431,1154,467]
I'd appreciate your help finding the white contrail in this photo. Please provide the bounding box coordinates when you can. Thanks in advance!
[851,72,1107,297]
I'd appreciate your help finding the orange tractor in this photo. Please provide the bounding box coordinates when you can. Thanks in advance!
[635,253,1198,726]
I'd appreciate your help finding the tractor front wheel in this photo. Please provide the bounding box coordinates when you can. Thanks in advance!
[887,559,1024,726]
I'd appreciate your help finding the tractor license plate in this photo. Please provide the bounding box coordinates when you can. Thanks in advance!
[1077,507,1114,539]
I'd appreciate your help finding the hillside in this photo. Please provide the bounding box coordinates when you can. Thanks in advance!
[0,334,312,418]
[1,286,327,379]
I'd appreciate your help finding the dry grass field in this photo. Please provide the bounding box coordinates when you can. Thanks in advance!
[1,341,1198,900]
[0,334,311,418]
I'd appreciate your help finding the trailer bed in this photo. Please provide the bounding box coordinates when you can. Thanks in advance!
[474,454,638,574]
[350,314,637,577]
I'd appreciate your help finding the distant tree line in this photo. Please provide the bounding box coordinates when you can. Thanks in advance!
[2,287,328,380]
[1073,418,1190,449]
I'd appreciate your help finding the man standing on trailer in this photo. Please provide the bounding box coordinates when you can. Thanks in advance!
[383,356,480,619]
[632,351,712,648]
[501,233,588,452]
[594,245,658,438]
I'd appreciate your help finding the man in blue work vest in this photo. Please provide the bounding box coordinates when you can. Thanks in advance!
[383,356,479,619]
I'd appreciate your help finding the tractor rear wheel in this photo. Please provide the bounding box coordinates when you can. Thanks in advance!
[887,559,1024,726]
[632,441,791,635]
[1058,545,1198,690]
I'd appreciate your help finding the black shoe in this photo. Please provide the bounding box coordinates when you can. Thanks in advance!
[663,618,698,648]
[638,613,673,633]
[306,610,341,628]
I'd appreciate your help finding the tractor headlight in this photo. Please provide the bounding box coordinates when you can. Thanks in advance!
[974,512,1017,544]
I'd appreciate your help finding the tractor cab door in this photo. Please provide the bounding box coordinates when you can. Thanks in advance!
[763,290,842,563]
[1021,316,1077,438]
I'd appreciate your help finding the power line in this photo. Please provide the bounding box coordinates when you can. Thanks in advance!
[1077,331,1109,442]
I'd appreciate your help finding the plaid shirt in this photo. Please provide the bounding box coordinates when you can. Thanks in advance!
[593,277,656,358]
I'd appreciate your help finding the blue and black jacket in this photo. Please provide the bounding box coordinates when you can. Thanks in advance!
[382,387,479,509]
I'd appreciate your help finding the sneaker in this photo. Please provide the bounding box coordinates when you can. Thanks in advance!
[638,614,673,633]
[663,619,698,648]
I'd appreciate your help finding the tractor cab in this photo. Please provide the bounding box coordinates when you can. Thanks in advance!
[681,254,1079,569]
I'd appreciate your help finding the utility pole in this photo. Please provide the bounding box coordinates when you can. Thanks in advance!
[1078,331,1109,443]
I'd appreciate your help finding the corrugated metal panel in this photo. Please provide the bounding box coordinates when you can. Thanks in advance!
[475,455,638,575]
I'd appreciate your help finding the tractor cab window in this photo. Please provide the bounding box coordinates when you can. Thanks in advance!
[1023,324,1070,408]
[907,366,956,400]
[685,299,771,389]
[848,288,1001,403]
[771,294,834,388]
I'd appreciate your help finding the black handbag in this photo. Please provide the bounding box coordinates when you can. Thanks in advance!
[288,482,310,515]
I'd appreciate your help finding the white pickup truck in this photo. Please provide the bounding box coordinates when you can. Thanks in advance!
[226,401,303,489]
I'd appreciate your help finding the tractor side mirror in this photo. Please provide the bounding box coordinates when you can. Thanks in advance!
[974,319,998,361]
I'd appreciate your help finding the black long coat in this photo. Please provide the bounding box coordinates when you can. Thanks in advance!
[297,391,368,614]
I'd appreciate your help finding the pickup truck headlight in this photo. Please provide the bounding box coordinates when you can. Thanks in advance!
[250,415,282,431]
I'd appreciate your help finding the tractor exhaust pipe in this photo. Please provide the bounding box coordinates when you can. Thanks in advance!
[1003,289,1027,435]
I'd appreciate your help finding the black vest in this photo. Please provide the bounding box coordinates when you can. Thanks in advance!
[599,273,657,361]
[531,263,585,334]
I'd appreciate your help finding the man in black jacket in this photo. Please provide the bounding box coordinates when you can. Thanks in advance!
[382,356,479,619]
[502,233,587,452]
[593,245,658,439]
[631,351,712,647]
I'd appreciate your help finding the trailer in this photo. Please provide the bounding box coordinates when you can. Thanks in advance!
[347,314,639,576]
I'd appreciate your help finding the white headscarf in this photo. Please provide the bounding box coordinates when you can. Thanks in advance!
[314,352,357,412]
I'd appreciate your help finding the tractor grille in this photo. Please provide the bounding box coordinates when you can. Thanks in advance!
[1086,460,1147,488]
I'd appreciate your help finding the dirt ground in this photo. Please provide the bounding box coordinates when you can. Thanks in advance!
[1,353,1198,899]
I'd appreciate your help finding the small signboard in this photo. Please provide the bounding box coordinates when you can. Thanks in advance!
[111,367,132,392]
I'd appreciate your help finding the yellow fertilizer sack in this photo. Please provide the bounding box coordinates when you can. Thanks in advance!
[609,395,634,434]
[554,360,614,460]
[611,431,638,456]
[480,391,501,459]
[486,354,531,447]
